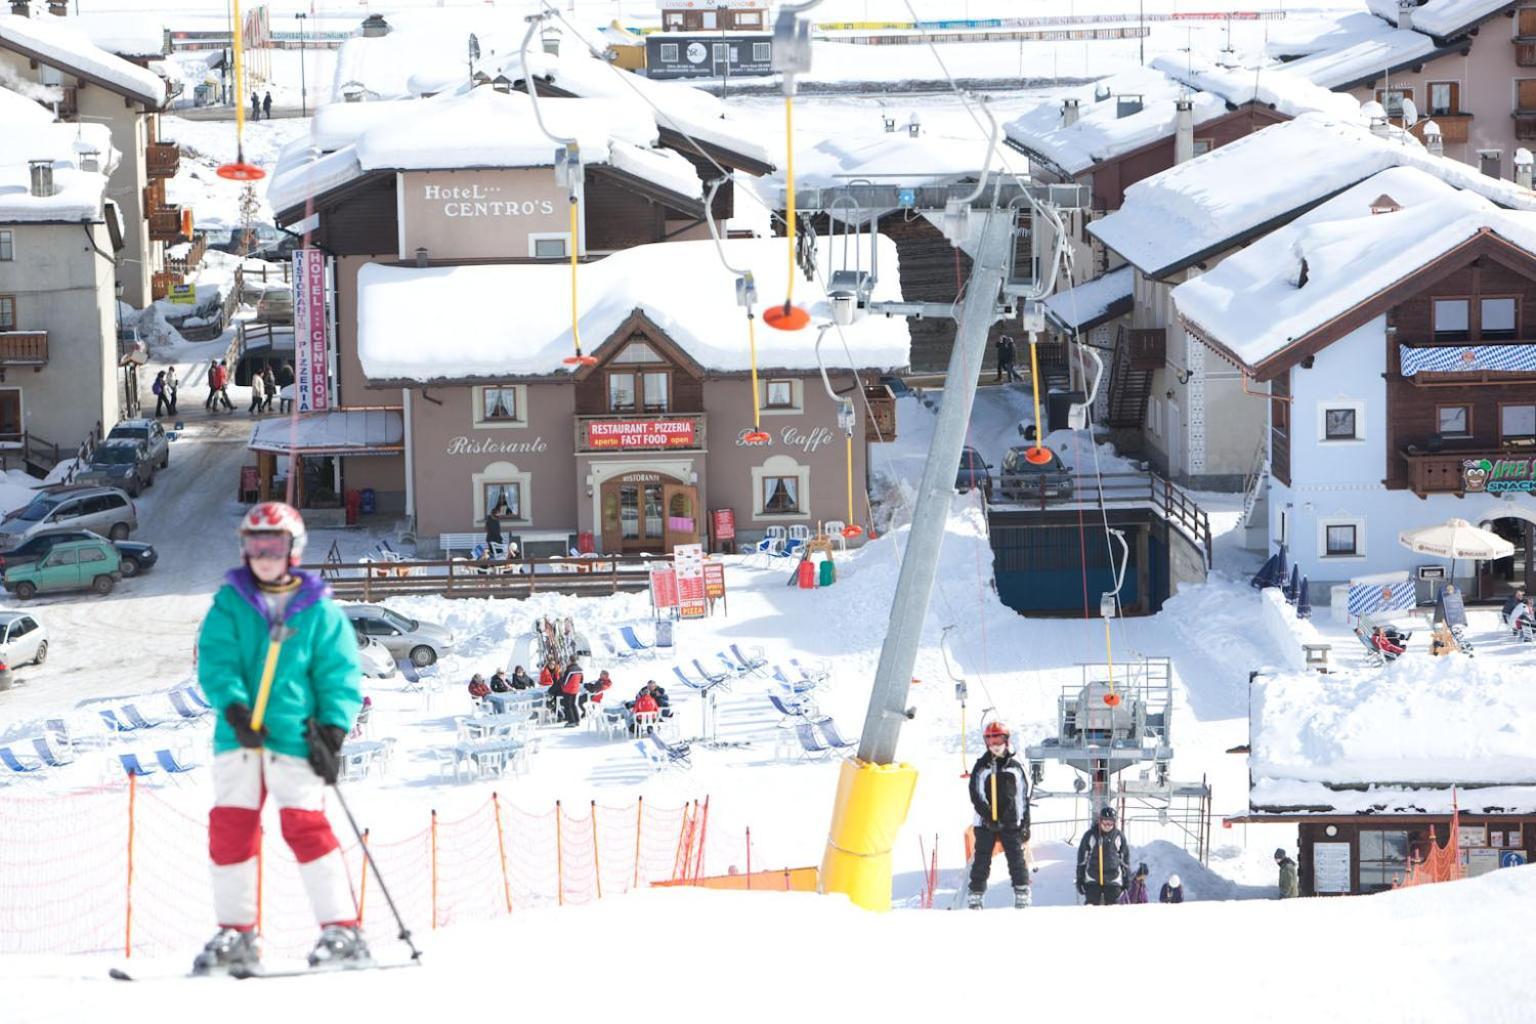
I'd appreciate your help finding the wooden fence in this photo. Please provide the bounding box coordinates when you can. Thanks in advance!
[304,554,662,601]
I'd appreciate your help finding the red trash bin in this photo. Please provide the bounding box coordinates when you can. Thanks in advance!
[578,531,595,554]
[344,489,361,526]
[797,559,816,589]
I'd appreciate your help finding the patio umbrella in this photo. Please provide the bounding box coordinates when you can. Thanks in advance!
[1296,576,1312,619]
[1286,564,1301,603]
[1250,553,1279,590]
[1275,543,1289,587]
[1398,518,1515,591]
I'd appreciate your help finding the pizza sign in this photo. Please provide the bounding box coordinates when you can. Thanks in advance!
[584,419,696,451]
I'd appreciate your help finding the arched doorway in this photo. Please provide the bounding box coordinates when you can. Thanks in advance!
[599,472,698,553]
[1475,508,1536,600]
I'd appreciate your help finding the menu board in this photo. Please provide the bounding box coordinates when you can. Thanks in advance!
[1313,842,1351,894]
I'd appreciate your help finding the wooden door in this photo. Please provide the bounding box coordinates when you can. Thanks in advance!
[600,484,622,553]
[1519,79,1536,113]
[662,484,699,552]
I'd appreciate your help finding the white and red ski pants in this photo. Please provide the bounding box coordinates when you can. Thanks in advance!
[208,749,357,931]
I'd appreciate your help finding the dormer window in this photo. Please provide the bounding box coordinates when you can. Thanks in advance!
[605,340,670,414]
[1481,297,1517,340]
[1433,299,1469,341]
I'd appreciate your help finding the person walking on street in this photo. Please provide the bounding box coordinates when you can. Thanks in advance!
[191,502,366,975]
[1076,805,1132,905]
[261,365,276,412]
[205,359,221,411]
[214,362,234,412]
[262,91,273,120]
[165,365,179,415]
[153,370,170,418]
[966,721,1033,909]
[1276,848,1299,899]
[996,334,1022,384]
[248,369,267,415]
[1158,874,1184,903]
[250,91,260,121]
[1119,863,1150,904]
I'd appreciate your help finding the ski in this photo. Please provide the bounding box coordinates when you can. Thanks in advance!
[229,959,422,980]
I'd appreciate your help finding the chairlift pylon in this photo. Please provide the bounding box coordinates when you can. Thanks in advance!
[813,325,865,538]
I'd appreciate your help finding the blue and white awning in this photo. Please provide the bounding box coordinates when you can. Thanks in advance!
[1400,344,1536,376]
[1346,571,1416,620]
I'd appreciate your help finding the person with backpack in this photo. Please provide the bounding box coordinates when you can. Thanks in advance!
[558,659,584,727]
[152,370,170,418]
[1158,874,1184,903]
[1076,806,1132,905]
[966,720,1033,909]
[1119,863,1150,904]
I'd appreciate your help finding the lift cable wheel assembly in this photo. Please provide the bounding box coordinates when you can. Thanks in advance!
[704,177,770,446]
[216,0,265,181]
[521,12,594,367]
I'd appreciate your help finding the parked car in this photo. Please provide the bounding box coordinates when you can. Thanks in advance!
[0,611,48,665]
[998,445,1075,502]
[74,439,155,497]
[342,604,456,667]
[107,419,169,470]
[0,529,156,577]
[0,486,136,551]
[956,445,994,501]
[353,627,398,679]
[3,536,121,599]
[210,222,296,260]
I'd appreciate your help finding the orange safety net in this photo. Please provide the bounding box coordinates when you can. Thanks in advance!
[1395,797,1463,889]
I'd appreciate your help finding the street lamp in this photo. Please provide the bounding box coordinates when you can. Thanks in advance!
[295,13,308,118]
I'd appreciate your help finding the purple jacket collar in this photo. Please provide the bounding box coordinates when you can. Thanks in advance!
[224,567,330,624]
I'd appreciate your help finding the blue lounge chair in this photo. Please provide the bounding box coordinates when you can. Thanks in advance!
[792,721,834,759]
[730,644,768,673]
[600,631,635,661]
[768,694,810,720]
[716,652,750,677]
[692,658,728,686]
[119,753,155,777]
[121,704,158,730]
[772,665,816,695]
[648,731,692,769]
[672,665,707,691]
[185,687,213,710]
[619,626,654,656]
[99,709,129,732]
[32,734,72,767]
[791,658,829,684]
[814,717,857,751]
[167,689,207,721]
[155,749,197,773]
[0,746,40,773]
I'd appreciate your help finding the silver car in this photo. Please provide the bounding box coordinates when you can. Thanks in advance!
[354,628,399,679]
[0,486,136,551]
[343,604,455,667]
[0,611,47,666]
[107,419,170,470]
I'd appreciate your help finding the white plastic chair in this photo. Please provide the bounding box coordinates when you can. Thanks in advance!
[633,710,660,738]
[788,524,812,542]
[823,521,848,552]
[765,526,788,542]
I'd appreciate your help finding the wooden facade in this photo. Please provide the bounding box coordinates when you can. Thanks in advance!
[1271,814,1536,896]
[572,315,707,417]
[1270,370,1291,487]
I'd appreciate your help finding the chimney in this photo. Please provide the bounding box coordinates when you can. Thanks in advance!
[360,14,390,38]
[28,160,53,198]
[1061,97,1080,128]
[414,246,429,268]
[1422,119,1443,155]
[1174,97,1194,163]
[78,147,100,173]
[1115,94,1144,119]
[491,73,512,93]
[1369,194,1402,215]
[47,0,66,14]
[1396,0,1415,32]
[540,22,562,57]
[9,1,29,17]
[1517,148,1534,189]
[1479,149,1502,179]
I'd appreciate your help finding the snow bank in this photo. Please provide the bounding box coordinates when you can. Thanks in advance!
[1256,586,1324,674]
[0,13,165,107]
[1251,656,1536,787]
[356,235,908,381]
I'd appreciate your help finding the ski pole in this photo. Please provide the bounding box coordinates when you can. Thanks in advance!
[248,620,286,733]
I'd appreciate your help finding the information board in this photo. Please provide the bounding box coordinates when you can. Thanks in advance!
[1313,842,1351,894]
[674,543,707,619]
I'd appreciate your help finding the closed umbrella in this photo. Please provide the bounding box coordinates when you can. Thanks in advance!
[1296,575,1312,619]
[1398,518,1515,593]
[1286,564,1301,603]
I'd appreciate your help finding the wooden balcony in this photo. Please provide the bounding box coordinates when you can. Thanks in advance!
[164,232,208,276]
[1128,327,1167,370]
[146,141,180,178]
[0,332,49,367]
[1410,113,1471,145]
[148,205,185,243]
[151,270,183,301]
[863,383,896,443]
[1401,443,1536,497]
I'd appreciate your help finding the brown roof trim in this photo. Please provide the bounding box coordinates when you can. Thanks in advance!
[0,35,161,108]
[1094,102,1288,176]
[575,307,707,380]
[587,163,706,220]
[274,167,390,226]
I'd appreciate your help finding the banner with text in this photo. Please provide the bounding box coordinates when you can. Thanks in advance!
[585,419,696,451]
[292,249,330,413]
[674,543,708,619]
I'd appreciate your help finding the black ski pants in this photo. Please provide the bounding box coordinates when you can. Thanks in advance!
[1083,883,1123,906]
[969,826,1029,893]
[560,692,580,726]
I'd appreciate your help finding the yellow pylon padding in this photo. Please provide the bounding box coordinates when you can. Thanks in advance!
[819,758,918,912]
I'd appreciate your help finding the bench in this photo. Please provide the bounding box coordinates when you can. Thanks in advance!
[439,532,486,557]
[1302,643,1331,672]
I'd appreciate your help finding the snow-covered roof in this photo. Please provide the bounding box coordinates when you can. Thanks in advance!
[1366,0,1517,38]
[1267,11,1411,59]
[1250,657,1536,801]
[1043,265,1133,331]
[249,409,404,456]
[1148,53,1361,123]
[309,100,423,152]
[769,130,985,194]
[0,82,51,124]
[65,12,167,58]
[1172,166,1485,369]
[356,236,909,382]
[0,14,164,108]
[1090,114,1536,278]
[0,121,116,223]
[1278,21,1439,90]
[331,10,528,103]
[266,141,364,220]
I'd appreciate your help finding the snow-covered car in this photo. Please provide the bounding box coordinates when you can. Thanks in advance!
[343,604,455,667]
[353,628,398,679]
[997,445,1074,502]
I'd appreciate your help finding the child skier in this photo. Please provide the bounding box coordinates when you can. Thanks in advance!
[966,720,1032,909]
[193,501,365,975]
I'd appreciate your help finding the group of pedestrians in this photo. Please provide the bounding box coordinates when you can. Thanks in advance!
[250,90,273,120]
[200,359,292,415]
[151,367,179,417]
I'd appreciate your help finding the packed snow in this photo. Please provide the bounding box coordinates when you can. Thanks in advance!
[1365,0,1515,37]
[1276,21,1438,89]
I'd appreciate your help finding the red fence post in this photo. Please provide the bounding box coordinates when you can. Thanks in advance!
[492,793,513,914]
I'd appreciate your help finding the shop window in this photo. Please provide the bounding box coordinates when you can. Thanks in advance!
[0,295,15,331]
[1323,522,1360,557]
[1502,403,1536,440]
[752,41,770,61]
[1322,406,1358,441]
[483,482,522,521]
[1433,298,1469,340]
[528,233,569,259]
[642,371,669,413]
[763,475,800,513]
[659,43,679,62]
[1437,405,1470,437]
[1359,829,1411,891]
[0,230,12,262]
[473,385,526,429]
[751,454,811,521]
[1480,297,1517,340]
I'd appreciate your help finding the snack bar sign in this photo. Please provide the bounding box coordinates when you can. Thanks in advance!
[1463,458,1535,494]
[585,419,697,451]
[292,248,330,413]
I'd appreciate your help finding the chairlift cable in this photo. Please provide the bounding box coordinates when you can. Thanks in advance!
[216,0,265,182]
[705,177,769,445]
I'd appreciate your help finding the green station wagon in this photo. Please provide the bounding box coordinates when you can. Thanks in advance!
[2,537,121,599]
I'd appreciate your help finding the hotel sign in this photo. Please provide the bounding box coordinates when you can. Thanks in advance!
[1463,458,1536,494]
[580,416,701,452]
[292,248,329,413]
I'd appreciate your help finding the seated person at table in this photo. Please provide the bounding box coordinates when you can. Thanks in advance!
[540,659,561,714]
[581,669,614,712]
[510,665,535,690]
[1369,626,1405,659]
[1513,597,1536,640]
[1501,587,1526,629]
[631,679,671,718]
[489,668,511,693]
[468,673,491,699]
[630,688,660,734]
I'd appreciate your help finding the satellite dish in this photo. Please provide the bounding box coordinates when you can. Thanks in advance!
[1400,96,1419,128]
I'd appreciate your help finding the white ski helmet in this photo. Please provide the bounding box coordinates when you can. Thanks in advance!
[1168,874,1182,888]
[239,501,307,563]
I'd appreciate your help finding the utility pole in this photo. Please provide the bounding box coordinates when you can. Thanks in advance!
[295,12,307,118]
[1139,0,1145,66]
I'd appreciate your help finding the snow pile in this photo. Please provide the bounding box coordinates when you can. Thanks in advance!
[1091,114,1536,277]
[0,81,51,123]
[0,12,165,107]
[356,235,909,380]
[1251,656,1536,788]
[0,121,116,222]
[63,12,167,58]
[0,468,40,515]
[1172,168,1536,368]
[1366,0,1512,37]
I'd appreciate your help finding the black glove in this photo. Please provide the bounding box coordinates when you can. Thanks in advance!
[305,718,348,785]
[224,703,266,749]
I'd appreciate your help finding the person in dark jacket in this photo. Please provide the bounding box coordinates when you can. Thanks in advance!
[261,365,277,412]
[1503,587,1527,629]
[488,668,511,694]
[262,91,273,120]
[581,669,614,713]
[1076,806,1132,905]
[558,660,584,727]
[1119,863,1149,904]
[1158,874,1184,903]
[485,510,503,548]
[509,665,534,690]
[1275,848,1299,899]
[634,679,671,717]
[152,370,170,418]
[250,91,260,120]
[994,334,1022,384]
[966,721,1033,909]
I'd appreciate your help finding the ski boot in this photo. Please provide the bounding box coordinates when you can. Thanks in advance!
[1014,885,1032,909]
[308,924,372,969]
[192,927,261,976]
[966,890,985,910]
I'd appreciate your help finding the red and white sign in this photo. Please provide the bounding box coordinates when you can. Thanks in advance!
[674,543,708,619]
[585,419,695,451]
[292,249,329,413]
[711,508,736,541]
[649,565,678,610]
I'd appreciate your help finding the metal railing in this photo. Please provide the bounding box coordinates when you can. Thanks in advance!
[301,554,663,601]
[1003,471,1212,567]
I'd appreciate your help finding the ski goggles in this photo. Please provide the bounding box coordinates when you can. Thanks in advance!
[241,533,292,561]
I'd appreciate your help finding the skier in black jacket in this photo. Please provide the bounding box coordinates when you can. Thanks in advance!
[1076,805,1132,905]
[967,721,1033,909]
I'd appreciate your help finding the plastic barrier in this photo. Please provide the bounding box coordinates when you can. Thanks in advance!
[819,759,918,912]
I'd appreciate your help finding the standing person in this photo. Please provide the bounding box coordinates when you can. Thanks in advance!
[999,334,1022,383]
[1119,863,1150,904]
[1158,874,1184,904]
[152,370,170,418]
[965,721,1032,910]
[215,361,234,412]
[250,90,260,121]
[205,358,221,411]
[1076,806,1131,906]
[248,368,267,415]
[192,502,366,974]
[1502,587,1526,629]
[262,91,273,120]
[558,659,584,727]
[261,365,277,412]
[278,362,295,413]
[484,507,503,550]
[1275,848,1299,899]
[165,365,179,416]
